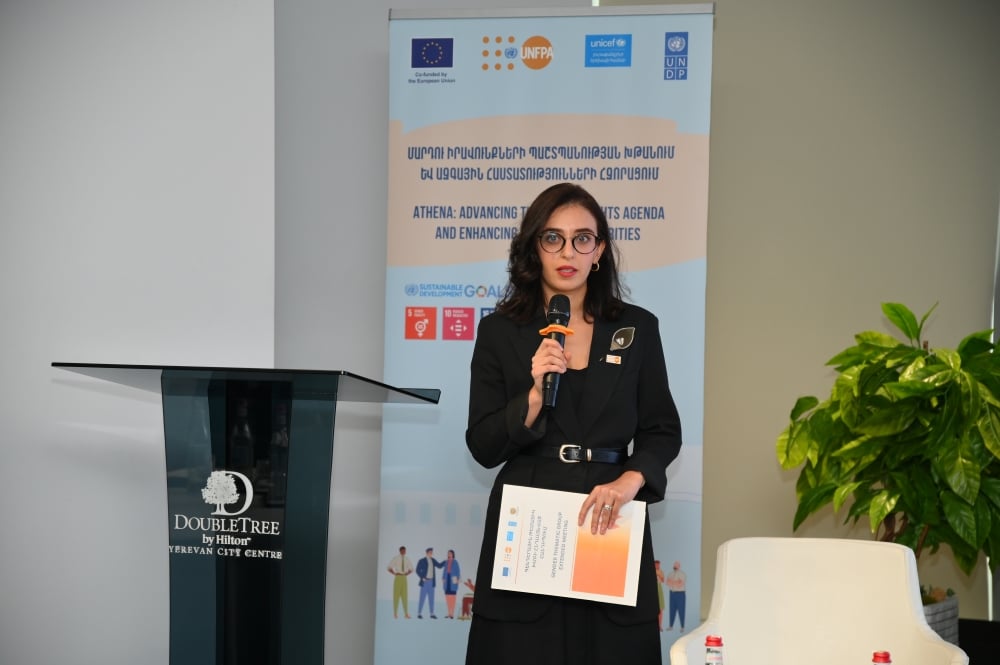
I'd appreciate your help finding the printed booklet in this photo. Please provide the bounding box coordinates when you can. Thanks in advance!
[490,484,645,606]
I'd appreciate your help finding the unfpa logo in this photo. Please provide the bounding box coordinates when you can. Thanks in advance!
[521,35,553,70]
[481,34,552,71]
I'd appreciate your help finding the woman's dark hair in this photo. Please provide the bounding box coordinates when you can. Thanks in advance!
[496,182,627,323]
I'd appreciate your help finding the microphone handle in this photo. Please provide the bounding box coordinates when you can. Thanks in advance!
[542,330,566,408]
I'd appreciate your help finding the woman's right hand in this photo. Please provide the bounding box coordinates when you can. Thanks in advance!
[524,337,571,426]
[530,337,571,398]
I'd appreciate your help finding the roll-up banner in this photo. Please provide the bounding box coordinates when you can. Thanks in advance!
[379,6,713,663]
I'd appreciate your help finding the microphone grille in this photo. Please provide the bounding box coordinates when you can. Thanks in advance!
[547,294,570,325]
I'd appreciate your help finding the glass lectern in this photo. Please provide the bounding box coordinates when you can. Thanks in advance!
[53,363,440,665]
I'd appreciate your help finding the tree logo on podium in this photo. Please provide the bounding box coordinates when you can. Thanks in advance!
[201,470,254,516]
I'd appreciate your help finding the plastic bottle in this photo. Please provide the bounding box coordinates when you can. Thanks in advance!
[872,652,891,664]
[705,635,724,665]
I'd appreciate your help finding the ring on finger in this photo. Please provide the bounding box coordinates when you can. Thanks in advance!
[601,503,613,512]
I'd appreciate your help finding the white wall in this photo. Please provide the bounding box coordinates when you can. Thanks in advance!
[0,2,275,663]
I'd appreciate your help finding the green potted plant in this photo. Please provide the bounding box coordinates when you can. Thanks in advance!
[776,302,1000,641]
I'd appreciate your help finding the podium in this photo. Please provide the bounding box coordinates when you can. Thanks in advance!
[53,363,440,665]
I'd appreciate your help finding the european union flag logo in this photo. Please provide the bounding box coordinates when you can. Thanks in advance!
[412,38,454,68]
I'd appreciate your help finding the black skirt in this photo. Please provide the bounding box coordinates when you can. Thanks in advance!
[465,596,662,665]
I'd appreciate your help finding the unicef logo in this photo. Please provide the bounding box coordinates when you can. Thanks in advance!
[201,470,254,516]
[404,284,419,296]
[667,35,687,53]
[616,38,626,48]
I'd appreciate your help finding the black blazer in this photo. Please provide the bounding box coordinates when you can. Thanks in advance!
[466,303,682,624]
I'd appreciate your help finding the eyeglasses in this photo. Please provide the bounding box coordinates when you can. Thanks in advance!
[537,230,601,254]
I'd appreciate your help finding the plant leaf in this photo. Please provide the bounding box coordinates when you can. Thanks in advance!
[884,346,924,369]
[793,483,837,531]
[941,490,977,547]
[916,302,939,341]
[899,355,928,381]
[894,469,941,527]
[775,428,803,468]
[855,331,901,348]
[948,537,979,576]
[980,407,1000,460]
[831,435,876,459]
[847,490,873,523]
[976,380,1000,409]
[882,303,920,344]
[856,402,918,436]
[883,380,939,399]
[834,368,862,428]
[975,496,993,547]
[833,481,863,513]
[869,490,899,534]
[957,330,995,360]
[907,366,956,389]
[789,395,819,421]
[939,434,982,504]
[980,477,1000,511]
[826,347,866,371]
[935,348,962,371]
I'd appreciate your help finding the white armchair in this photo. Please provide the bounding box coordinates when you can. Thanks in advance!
[669,537,967,665]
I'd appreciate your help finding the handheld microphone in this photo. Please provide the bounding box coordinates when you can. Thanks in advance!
[542,294,571,409]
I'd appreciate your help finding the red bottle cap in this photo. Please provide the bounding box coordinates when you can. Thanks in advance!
[872,652,891,664]
[705,635,723,647]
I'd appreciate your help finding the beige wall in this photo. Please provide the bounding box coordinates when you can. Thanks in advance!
[606,0,1000,619]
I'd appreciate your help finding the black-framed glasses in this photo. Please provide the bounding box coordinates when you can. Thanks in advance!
[537,230,601,254]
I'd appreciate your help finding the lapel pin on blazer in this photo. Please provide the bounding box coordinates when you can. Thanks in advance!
[610,327,635,351]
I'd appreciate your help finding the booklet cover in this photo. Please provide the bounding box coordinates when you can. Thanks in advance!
[490,484,646,606]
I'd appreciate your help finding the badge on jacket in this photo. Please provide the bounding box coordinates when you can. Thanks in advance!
[610,327,635,350]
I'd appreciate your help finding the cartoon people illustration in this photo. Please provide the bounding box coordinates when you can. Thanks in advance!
[655,559,666,631]
[666,560,686,632]
[415,547,444,619]
[460,578,476,620]
[386,545,413,619]
[441,549,462,618]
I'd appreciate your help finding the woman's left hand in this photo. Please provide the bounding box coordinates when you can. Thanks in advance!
[578,470,645,535]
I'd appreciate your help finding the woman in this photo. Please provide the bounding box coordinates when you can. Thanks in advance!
[442,549,462,619]
[465,183,683,664]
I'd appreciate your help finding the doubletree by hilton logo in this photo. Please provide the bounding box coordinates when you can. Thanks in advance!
[201,469,254,516]
[170,469,283,558]
[172,469,280,540]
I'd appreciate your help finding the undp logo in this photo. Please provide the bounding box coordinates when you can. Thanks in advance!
[663,32,689,81]
[666,34,687,53]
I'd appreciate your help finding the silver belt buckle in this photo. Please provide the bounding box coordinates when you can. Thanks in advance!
[558,444,581,463]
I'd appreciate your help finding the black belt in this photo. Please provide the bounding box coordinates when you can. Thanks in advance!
[527,444,627,464]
